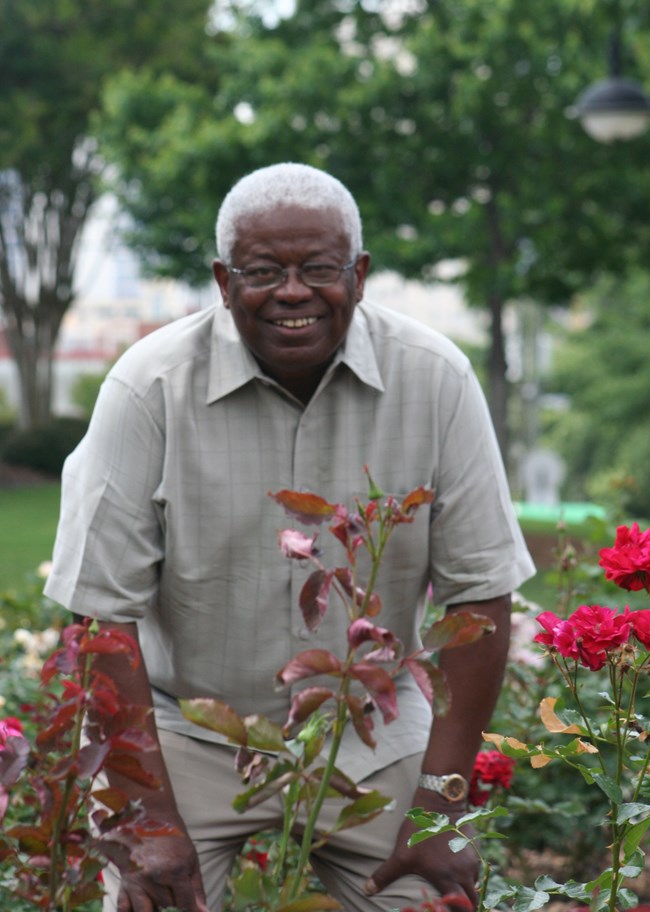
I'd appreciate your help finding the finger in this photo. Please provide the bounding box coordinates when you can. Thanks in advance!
[364,856,403,896]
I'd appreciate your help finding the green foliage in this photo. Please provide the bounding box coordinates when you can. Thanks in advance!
[1,418,87,476]
[542,271,650,518]
[0,0,217,427]
[71,369,109,419]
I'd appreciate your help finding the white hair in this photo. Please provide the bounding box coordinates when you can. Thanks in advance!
[215,162,363,263]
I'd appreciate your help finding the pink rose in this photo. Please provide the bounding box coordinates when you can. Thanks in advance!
[277,529,318,559]
[0,716,23,747]
[599,522,650,592]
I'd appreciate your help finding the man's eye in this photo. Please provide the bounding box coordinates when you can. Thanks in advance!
[302,264,337,280]
[247,266,281,279]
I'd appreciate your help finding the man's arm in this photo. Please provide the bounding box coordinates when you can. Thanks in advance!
[87,619,209,912]
[365,595,512,908]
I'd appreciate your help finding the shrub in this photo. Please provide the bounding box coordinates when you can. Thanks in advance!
[0,417,88,477]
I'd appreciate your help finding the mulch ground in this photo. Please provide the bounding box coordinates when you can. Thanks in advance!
[0,461,58,488]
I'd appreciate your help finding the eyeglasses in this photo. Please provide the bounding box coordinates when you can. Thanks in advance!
[228,258,357,290]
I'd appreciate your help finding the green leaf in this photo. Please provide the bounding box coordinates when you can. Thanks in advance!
[616,801,650,824]
[277,894,342,911]
[229,865,264,909]
[332,790,393,832]
[513,886,550,912]
[590,771,623,804]
[179,698,247,745]
[448,835,470,853]
[624,819,650,857]
[244,714,287,752]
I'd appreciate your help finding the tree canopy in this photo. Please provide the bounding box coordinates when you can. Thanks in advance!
[0,0,215,427]
[98,0,650,455]
[543,270,650,518]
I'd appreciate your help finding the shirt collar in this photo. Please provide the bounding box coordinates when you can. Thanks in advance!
[206,301,384,404]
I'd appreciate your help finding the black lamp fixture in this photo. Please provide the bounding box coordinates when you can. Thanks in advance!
[575,9,650,143]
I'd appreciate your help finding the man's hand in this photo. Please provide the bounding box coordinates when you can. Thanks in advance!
[363,795,478,911]
[116,827,209,912]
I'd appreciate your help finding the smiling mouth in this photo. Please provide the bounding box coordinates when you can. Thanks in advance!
[272,317,319,329]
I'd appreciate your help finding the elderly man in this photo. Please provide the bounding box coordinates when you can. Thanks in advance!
[45,163,534,912]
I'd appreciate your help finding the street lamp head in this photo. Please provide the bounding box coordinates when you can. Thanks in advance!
[576,76,650,143]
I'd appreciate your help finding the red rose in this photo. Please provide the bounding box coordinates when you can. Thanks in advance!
[469,750,516,806]
[599,522,650,593]
[535,606,631,671]
[627,608,650,649]
[570,605,631,670]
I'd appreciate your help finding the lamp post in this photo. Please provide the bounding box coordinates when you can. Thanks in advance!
[575,10,650,142]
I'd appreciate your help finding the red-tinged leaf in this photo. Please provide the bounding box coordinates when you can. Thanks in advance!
[300,570,332,630]
[80,628,139,666]
[92,787,130,813]
[401,486,435,513]
[269,490,338,525]
[286,687,336,730]
[349,663,398,724]
[347,618,399,651]
[76,740,112,778]
[36,701,81,747]
[108,729,157,753]
[277,894,342,911]
[0,735,31,787]
[132,818,182,838]
[103,752,161,788]
[345,694,376,749]
[421,610,496,652]
[102,704,151,736]
[0,786,8,824]
[68,882,105,905]
[276,650,343,687]
[179,698,248,746]
[332,568,376,614]
[405,658,450,716]
[242,715,287,752]
[364,592,382,617]
[6,825,49,855]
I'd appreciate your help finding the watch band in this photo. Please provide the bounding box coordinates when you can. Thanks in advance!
[417,772,469,802]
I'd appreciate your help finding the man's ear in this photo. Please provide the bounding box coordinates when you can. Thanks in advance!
[353,252,371,302]
[212,260,230,308]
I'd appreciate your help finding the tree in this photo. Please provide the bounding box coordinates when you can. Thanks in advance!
[97,0,650,456]
[0,0,214,428]
[543,271,650,519]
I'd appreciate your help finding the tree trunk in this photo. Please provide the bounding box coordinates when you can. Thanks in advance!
[0,170,94,429]
[486,290,509,463]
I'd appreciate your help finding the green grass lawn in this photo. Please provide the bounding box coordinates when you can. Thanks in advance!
[0,484,61,591]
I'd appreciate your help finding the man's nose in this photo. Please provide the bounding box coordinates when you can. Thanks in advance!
[273,267,313,298]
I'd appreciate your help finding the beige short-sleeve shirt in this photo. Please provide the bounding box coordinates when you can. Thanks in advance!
[45,300,535,780]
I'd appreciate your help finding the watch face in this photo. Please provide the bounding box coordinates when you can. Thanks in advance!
[444,774,468,802]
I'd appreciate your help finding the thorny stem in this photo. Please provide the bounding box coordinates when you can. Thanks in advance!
[48,650,93,912]
[288,678,350,901]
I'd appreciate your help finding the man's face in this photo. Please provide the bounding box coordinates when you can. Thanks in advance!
[212,205,370,402]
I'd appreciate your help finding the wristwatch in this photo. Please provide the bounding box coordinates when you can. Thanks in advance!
[417,772,469,802]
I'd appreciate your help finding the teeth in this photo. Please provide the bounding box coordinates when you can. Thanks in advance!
[274,317,318,328]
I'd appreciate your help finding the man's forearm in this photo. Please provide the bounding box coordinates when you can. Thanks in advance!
[421,595,511,781]
[82,618,184,822]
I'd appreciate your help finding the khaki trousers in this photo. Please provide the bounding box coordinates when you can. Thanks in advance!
[103,729,432,912]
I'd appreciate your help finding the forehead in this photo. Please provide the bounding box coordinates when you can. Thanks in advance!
[232,205,349,259]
